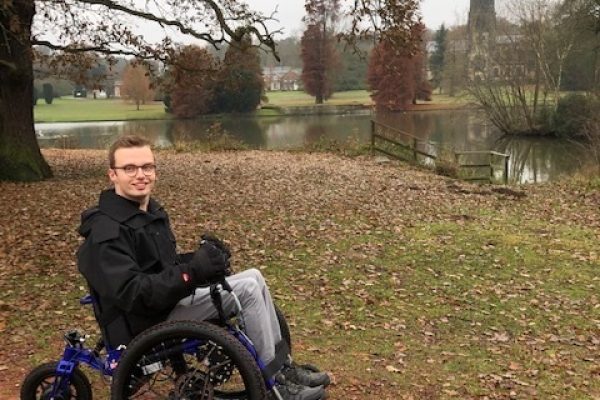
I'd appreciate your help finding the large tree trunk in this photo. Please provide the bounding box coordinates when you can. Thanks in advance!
[0,1,52,181]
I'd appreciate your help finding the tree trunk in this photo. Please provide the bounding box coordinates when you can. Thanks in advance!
[0,1,52,181]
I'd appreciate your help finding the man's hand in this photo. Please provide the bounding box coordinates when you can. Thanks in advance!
[181,242,231,286]
[200,233,231,259]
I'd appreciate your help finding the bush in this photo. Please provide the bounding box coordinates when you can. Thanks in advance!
[434,159,459,178]
[33,86,39,106]
[172,123,247,152]
[163,94,172,113]
[42,83,54,105]
[552,94,599,137]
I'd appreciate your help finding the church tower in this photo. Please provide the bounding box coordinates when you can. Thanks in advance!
[468,0,496,80]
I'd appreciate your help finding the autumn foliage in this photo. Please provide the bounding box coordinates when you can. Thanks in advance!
[120,63,155,110]
[164,39,263,117]
[367,25,431,111]
[301,24,339,104]
[166,46,220,118]
[300,0,341,104]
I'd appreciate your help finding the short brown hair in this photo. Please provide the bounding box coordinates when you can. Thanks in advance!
[108,135,153,168]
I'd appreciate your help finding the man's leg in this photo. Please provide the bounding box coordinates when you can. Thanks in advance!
[167,270,279,366]
[168,269,328,400]
[231,268,283,346]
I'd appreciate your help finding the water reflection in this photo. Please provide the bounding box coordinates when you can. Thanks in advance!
[495,136,589,184]
[35,109,592,183]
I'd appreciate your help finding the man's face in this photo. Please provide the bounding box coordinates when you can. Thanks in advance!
[108,146,156,204]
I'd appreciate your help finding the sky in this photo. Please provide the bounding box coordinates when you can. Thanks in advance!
[245,0,473,37]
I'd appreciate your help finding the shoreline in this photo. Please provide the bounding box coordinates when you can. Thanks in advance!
[35,101,471,124]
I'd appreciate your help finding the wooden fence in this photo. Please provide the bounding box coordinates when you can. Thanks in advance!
[370,120,510,184]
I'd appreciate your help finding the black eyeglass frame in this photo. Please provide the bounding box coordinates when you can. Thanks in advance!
[112,164,157,176]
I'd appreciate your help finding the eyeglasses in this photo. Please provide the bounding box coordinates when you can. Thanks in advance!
[112,164,157,176]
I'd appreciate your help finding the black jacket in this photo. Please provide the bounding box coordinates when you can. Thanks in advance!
[77,189,193,348]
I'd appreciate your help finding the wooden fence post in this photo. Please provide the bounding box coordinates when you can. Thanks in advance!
[490,153,494,183]
[413,138,418,161]
[504,155,509,185]
[370,120,375,155]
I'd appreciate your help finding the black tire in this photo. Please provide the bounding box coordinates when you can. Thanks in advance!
[20,361,92,400]
[111,320,267,400]
[274,305,292,355]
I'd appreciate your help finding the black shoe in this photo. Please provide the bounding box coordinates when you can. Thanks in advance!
[274,373,325,400]
[281,363,331,388]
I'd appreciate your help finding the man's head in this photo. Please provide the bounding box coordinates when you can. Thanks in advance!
[108,135,156,208]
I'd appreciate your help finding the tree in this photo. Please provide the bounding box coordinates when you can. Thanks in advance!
[42,83,54,104]
[429,24,447,92]
[333,40,372,91]
[413,41,433,102]
[121,63,154,110]
[467,0,592,136]
[33,86,39,107]
[301,24,339,103]
[441,26,468,96]
[367,24,428,110]
[215,33,264,113]
[261,37,302,68]
[561,0,600,91]
[0,1,278,181]
[165,46,220,118]
[300,0,342,104]
[1,0,420,181]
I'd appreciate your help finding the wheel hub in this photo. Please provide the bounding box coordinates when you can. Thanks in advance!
[175,369,214,400]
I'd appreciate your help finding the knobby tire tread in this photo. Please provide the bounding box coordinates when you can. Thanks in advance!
[20,361,92,400]
[111,320,267,400]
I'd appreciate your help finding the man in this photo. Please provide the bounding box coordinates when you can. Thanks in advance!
[77,135,329,400]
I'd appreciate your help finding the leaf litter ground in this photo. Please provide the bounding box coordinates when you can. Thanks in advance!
[0,149,598,399]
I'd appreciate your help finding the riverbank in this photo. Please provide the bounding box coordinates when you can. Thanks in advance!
[34,91,468,123]
[0,150,598,399]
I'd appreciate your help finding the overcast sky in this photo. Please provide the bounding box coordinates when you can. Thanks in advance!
[245,0,473,37]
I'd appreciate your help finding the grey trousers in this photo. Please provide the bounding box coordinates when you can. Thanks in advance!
[167,268,283,365]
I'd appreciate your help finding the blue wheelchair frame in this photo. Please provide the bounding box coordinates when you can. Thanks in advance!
[47,281,279,398]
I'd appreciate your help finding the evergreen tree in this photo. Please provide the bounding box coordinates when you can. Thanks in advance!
[334,41,371,91]
[429,24,447,92]
[216,33,264,112]
[33,86,39,106]
[42,83,54,104]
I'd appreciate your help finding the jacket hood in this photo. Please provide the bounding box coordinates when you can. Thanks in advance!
[78,207,102,238]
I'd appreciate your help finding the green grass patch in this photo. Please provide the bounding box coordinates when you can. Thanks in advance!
[34,97,169,122]
[264,90,372,107]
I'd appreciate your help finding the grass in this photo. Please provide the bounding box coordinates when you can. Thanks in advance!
[34,97,169,122]
[264,90,373,107]
[34,91,470,123]
[1,150,598,399]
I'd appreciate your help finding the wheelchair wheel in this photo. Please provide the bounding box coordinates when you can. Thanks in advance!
[274,305,291,355]
[111,320,267,400]
[20,361,92,400]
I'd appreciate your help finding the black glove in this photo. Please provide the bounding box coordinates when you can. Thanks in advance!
[181,242,230,286]
[200,233,231,259]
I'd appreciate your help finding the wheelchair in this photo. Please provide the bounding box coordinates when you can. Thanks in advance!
[20,278,294,400]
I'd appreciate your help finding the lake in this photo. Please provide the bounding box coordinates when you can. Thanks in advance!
[36,109,592,184]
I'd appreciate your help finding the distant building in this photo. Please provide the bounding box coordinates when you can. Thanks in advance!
[468,0,496,80]
[263,66,302,91]
[112,80,122,98]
